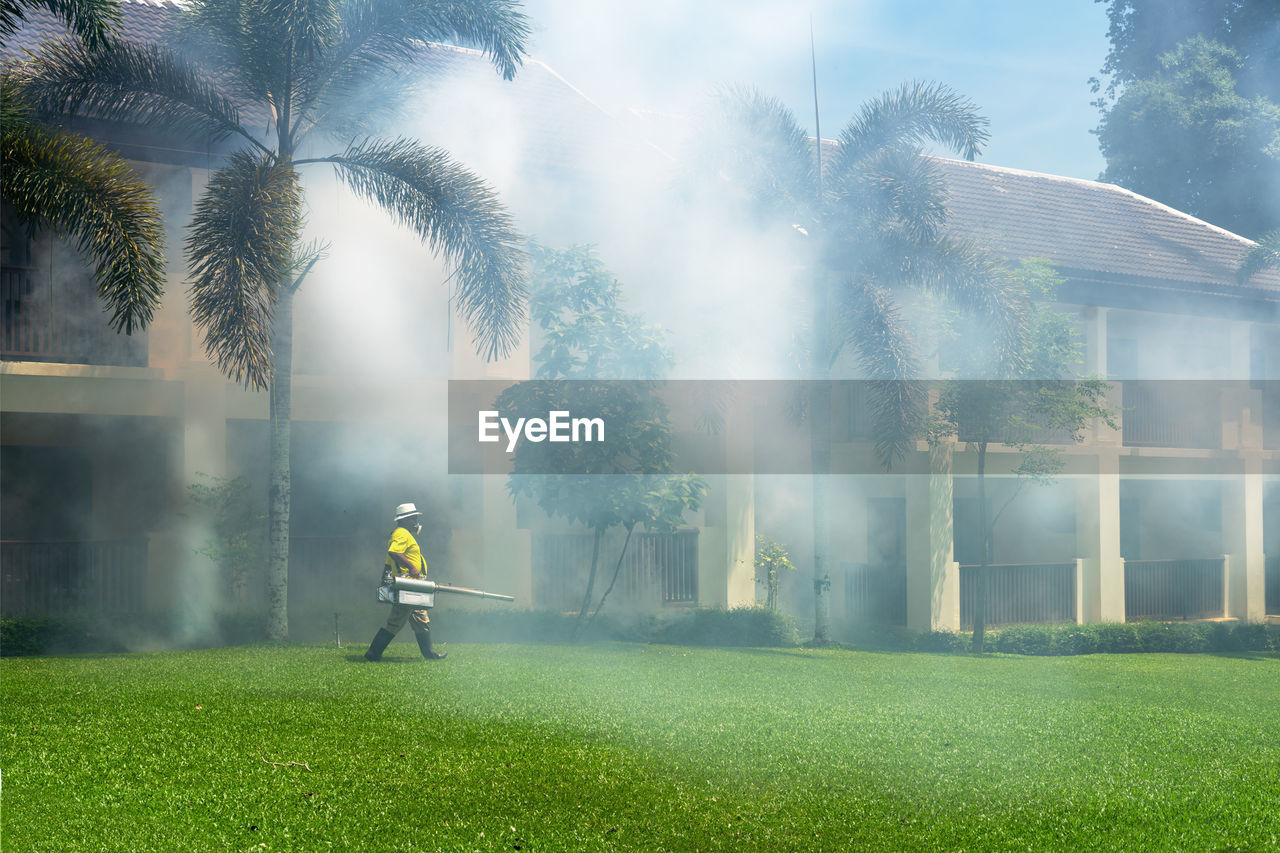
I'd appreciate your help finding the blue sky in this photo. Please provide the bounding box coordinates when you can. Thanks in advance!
[522,0,1111,181]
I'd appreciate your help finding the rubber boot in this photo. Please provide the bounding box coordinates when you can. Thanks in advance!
[415,629,446,660]
[364,627,395,662]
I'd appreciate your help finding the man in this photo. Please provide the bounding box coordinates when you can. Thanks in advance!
[364,502,447,661]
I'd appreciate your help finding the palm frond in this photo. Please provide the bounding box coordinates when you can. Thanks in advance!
[1239,229,1280,283]
[174,0,341,114]
[833,80,990,173]
[839,280,924,467]
[16,37,260,150]
[346,0,526,78]
[318,137,526,360]
[686,85,819,223]
[897,236,1028,377]
[0,0,121,49]
[186,151,303,389]
[1,89,164,333]
[828,146,950,247]
[300,0,527,133]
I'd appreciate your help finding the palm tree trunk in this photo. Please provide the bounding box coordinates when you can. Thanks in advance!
[972,441,988,653]
[811,382,832,643]
[810,270,833,644]
[265,284,294,641]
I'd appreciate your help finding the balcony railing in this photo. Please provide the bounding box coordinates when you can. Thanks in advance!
[287,536,376,607]
[533,530,698,610]
[1121,382,1221,449]
[959,562,1078,628]
[843,562,906,625]
[1124,557,1226,621]
[0,539,148,615]
[1,266,147,366]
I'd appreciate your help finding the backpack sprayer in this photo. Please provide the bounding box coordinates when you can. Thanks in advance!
[377,574,515,608]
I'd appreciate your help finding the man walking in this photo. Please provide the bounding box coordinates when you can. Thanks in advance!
[364,502,447,661]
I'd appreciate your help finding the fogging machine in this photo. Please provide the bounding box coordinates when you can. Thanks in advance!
[377,575,515,608]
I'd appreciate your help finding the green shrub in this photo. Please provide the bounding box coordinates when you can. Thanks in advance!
[1,616,66,656]
[1092,622,1142,653]
[1051,624,1101,655]
[652,606,799,647]
[992,625,1055,655]
[1131,621,1210,653]
[914,631,966,653]
[837,622,918,651]
[1228,623,1275,652]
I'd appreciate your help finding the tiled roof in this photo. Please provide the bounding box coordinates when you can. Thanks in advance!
[931,157,1280,297]
[7,2,1276,301]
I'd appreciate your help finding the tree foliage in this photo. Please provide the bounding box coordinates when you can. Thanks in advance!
[15,0,531,640]
[1,0,165,334]
[929,260,1116,652]
[1092,0,1280,103]
[1095,35,1280,238]
[753,534,795,613]
[496,245,705,633]
[1239,229,1280,283]
[686,82,1023,642]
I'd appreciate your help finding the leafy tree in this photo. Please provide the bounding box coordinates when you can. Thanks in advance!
[1095,36,1280,238]
[929,260,1116,653]
[687,83,1025,643]
[527,243,671,380]
[1239,229,1280,282]
[0,0,120,49]
[15,0,530,640]
[1091,0,1279,103]
[497,245,705,636]
[2,0,164,336]
[187,472,265,608]
[753,534,795,612]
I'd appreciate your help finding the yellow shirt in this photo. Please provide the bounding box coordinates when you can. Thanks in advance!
[385,526,425,578]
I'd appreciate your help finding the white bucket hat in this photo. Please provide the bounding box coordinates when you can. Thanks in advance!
[394,502,421,522]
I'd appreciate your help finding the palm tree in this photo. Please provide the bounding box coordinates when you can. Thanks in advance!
[1239,230,1280,282]
[692,84,1025,643]
[17,0,530,640]
[1,0,121,49]
[2,0,165,337]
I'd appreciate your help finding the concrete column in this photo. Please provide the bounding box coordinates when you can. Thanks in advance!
[1076,450,1124,622]
[181,365,228,482]
[696,475,756,609]
[906,440,959,632]
[1222,461,1265,622]
[1081,306,1123,446]
[478,474,531,605]
[724,475,756,608]
[1082,306,1108,376]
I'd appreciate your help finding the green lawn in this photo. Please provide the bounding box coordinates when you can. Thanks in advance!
[2,643,1277,852]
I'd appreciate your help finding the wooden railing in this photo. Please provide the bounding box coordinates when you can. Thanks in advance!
[0,539,148,615]
[1,265,148,366]
[959,562,1078,627]
[843,562,906,625]
[533,530,698,611]
[288,536,372,605]
[1124,557,1225,621]
[1121,382,1220,449]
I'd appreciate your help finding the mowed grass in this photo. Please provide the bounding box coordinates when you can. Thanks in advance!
[2,643,1278,852]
